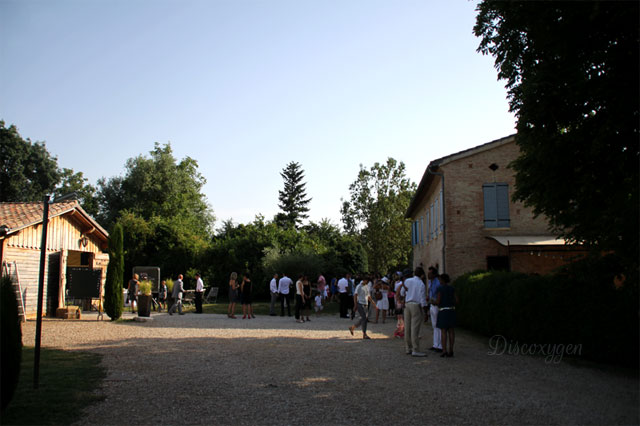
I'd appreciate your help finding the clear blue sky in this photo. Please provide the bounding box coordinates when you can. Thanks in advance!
[1,0,515,228]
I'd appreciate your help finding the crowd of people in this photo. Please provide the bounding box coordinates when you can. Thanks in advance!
[130,266,457,358]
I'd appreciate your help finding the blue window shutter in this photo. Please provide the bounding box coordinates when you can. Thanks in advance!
[483,184,498,228]
[435,198,439,235]
[411,221,416,246]
[496,183,510,227]
[440,191,445,232]
[425,213,429,242]
[419,217,423,244]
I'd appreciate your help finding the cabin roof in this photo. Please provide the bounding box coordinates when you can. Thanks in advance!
[0,201,109,242]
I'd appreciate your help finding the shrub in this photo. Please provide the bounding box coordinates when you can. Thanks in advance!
[138,280,152,296]
[104,223,124,320]
[1,275,22,411]
[454,254,639,366]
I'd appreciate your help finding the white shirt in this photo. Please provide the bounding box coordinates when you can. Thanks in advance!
[315,295,322,307]
[337,277,349,293]
[401,276,427,307]
[355,283,370,305]
[195,277,204,292]
[278,276,292,294]
[270,278,278,293]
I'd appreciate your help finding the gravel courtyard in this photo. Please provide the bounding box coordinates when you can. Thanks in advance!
[22,312,639,425]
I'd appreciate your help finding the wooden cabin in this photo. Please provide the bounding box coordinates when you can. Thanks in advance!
[0,201,109,318]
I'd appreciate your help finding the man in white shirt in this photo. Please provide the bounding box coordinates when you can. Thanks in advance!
[337,273,350,318]
[400,267,428,357]
[194,273,204,314]
[269,273,279,316]
[278,273,293,317]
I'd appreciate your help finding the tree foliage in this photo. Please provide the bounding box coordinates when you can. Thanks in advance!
[474,1,639,272]
[276,161,312,229]
[54,168,98,217]
[0,121,99,214]
[104,223,124,320]
[0,121,59,202]
[341,158,416,273]
[97,143,214,279]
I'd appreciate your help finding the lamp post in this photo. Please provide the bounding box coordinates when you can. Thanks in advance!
[34,192,76,389]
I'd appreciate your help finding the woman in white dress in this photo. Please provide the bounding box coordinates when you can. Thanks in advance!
[374,278,390,324]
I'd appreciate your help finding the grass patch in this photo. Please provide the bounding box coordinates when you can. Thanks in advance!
[181,298,342,316]
[1,347,106,425]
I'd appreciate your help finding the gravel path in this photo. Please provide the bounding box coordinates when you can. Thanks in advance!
[22,312,638,425]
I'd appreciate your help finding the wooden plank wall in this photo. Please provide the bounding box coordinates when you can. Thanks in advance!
[2,214,109,317]
[3,247,59,317]
[4,216,103,253]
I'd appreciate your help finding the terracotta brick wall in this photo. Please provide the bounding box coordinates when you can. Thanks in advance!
[412,138,567,279]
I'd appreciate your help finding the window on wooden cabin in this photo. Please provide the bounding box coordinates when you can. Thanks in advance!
[483,183,510,228]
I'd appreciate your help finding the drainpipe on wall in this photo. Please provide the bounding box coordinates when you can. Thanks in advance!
[426,166,445,274]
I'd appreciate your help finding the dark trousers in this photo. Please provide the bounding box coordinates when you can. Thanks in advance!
[280,293,291,316]
[195,291,203,313]
[339,292,349,318]
[295,294,303,319]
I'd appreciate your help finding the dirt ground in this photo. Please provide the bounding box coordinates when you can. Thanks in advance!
[21,311,639,425]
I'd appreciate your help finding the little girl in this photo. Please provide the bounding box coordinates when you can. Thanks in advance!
[314,292,323,316]
[393,275,405,338]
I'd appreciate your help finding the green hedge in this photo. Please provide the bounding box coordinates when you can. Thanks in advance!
[1,275,22,411]
[455,255,638,366]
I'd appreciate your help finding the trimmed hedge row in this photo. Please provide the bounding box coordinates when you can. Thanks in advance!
[1,275,22,411]
[454,255,638,366]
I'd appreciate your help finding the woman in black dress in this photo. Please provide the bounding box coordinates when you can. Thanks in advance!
[241,272,254,319]
[435,274,458,358]
[302,275,312,322]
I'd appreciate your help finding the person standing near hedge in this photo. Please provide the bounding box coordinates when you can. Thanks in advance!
[435,273,458,358]
[158,280,167,312]
[427,267,443,353]
[294,274,306,323]
[269,273,279,316]
[127,273,139,313]
[241,272,254,319]
[227,272,239,319]
[278,273,293,317]
[194,273,204,314]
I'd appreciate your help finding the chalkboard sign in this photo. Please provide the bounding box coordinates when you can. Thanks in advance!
[132,266,160,291]
[67,267,102,298]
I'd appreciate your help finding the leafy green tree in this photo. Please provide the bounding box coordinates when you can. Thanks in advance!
[276,161,312,229]
[97,143,215,278]
[104,223,124,320]
[0,121,59,202]
[54,168,99,217]
[474,1,639,273]
[341,158,416,274]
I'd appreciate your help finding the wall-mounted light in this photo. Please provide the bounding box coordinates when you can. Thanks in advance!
[80,236,88,247]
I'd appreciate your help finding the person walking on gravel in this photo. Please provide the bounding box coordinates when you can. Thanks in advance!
[168,274,185,315]
[349,275,377,339]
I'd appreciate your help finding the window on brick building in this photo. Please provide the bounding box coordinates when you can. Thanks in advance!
[483,183,510,228]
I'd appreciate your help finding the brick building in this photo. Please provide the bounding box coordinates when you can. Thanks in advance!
[405,135,585,279]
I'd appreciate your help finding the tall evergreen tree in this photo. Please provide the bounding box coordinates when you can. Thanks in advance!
[104,223,124,320]
[276,161,312,229]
